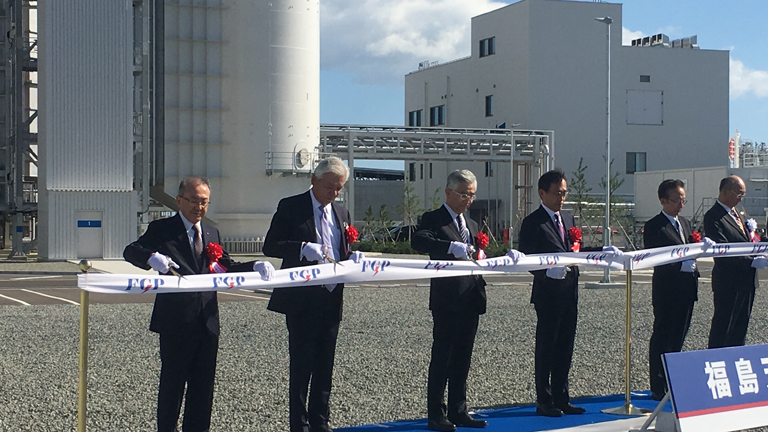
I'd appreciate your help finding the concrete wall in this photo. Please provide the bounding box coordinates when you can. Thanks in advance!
[633,166,726,222]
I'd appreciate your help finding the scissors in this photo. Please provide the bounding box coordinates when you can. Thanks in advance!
[467,245,483,268]
[323,247,344,267]
[167,259,188,280]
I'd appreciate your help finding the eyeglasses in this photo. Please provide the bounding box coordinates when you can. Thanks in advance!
[450,190,476,201]
[668,197,687,205]
[729,190,746,199]
[549,191,568,198]
[179,196,211,207]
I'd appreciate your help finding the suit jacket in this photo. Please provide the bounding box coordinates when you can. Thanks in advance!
[123,214,254,336]
[263,190,351,320]
[518,206,580,305]
[411,206,487,314]
[703,203,757,293]
[643,212,699,302]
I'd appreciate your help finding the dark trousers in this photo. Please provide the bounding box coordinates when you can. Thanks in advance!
[157,326,219,432]
[427,309,480,420]
[533,300,578,406]
[648,294,695,395]
[286,313,340,432]
[708,287,756,349]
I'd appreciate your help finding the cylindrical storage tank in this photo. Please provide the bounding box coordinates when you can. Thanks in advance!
[212,0,319,238]
[269,0,320,172]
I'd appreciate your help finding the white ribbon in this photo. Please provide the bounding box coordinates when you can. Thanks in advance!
[78,242,768,294]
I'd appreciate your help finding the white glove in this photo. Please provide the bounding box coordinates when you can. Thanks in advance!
[252,261,275,281]
[147,252,179,274]
[751,256,768,269]
[301,242,326,262]
[349,251,365,263]
[602,245,623,255]
[702,237,716,249]
[448,241,473,260]
[680,260,697,273]
[546,266,570,279]
[506,249,524,263]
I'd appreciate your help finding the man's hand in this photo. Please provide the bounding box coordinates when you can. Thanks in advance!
[349,251,365,263]
[301,242,325,262]
[147,252,179,274]
[602,245,623,255]
[253,261,275,281]
[448,242,473,260]
[702,237,716,249]
[680,260,697,273]
[751,256,768,269]
[505,249,525,263]
[545,266,570,279]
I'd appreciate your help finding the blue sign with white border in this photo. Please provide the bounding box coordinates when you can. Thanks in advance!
[663,343,768,432]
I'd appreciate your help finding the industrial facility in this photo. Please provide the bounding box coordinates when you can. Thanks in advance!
[0,0,752,259]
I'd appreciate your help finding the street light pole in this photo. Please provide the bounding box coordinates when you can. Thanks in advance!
[596,16,612,283]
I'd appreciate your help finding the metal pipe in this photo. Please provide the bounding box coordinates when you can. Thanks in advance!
[77,259,92,431]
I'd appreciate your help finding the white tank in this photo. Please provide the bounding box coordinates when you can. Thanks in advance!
[164,0,320,239]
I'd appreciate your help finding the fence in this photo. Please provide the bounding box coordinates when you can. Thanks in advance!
[221,238,264,254]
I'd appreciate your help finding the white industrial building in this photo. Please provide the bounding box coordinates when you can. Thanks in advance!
[34,0,321,259]
[404,0,729,213]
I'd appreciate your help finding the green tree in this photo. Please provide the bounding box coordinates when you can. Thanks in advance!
[397,181,421,241]
[570,158,599,245]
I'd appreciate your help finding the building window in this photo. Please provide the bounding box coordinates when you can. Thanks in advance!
[485,95,493,117]
[409,163,416,181]
[408,109,423,127]
[420,163,424,180]
[429,163,433,179]
[480,37,495,58]
[430,105,445,126]
[626,152,647,174]
[640,75,651,83]
[485,161,494,177]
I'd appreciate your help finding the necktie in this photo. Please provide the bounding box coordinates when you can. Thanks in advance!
[456,215,470,243]
[319,205,337,292]
[554,213,565,242]
[674,219,685,243]
[732,210,745,234]
[192,224,203,265]
[318,205,335,260]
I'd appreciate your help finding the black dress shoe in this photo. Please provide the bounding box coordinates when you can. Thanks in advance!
[427,417,456,432]
[556,403,586,414]
[536,403,563,417]
[448,414,487,428]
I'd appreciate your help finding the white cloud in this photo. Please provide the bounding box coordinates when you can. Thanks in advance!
[730,57,768,98]
[320,0,506,84]
[622,27,644,46]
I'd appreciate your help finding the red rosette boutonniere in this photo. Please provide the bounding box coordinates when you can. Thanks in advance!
[568,227,582,252]
[690,231,702,243]
[475,232,490,260]
[344,223,359,253]
[206,242,228,273]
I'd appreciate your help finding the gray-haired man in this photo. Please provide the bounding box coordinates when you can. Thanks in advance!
[263,156,364,432]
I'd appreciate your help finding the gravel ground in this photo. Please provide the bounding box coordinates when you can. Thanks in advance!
[2,281,768,431]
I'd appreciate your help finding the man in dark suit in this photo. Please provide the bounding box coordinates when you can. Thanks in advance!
[704,175,768,349]
[124,177,274,432]
[263,156,363,432]
[412,169,522,431]
[644,179,709,400]
[518,169,591,418]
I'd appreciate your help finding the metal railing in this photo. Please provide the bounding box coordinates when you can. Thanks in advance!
[222,238,263,254]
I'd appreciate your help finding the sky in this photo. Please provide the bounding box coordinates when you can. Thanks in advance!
[318,0,768,168]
